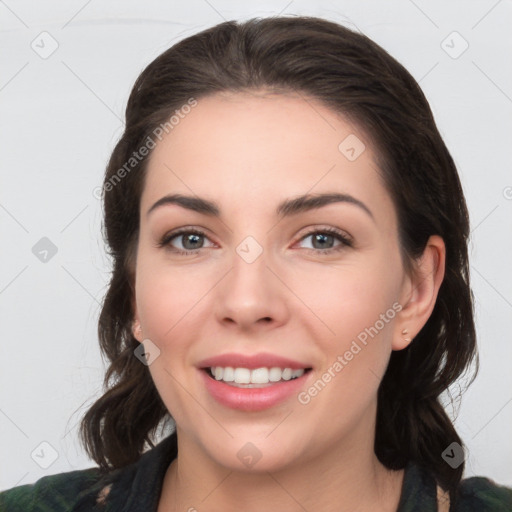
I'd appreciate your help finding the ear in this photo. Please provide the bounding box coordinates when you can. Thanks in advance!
[393,235,446,350]
[131,295,143,343]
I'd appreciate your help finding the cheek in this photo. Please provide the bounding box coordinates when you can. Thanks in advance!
[291,256,400,390]
[134,257,207,423]
[136,276,176,342]
[135,252,211,342]
[292,258,399,337]
[297,273,398,428]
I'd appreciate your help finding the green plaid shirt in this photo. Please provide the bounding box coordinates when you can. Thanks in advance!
[1,434,511,511]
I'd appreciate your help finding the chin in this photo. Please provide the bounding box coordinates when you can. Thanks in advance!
[217,449,298,474]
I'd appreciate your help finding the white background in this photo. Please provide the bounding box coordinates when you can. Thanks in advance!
[1,0,511,491]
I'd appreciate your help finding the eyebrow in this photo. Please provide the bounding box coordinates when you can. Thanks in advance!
[146,192,374,221]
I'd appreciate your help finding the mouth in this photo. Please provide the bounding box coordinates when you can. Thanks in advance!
[202,366,313,388]
[198,363,314,411]
[196,352,314,411]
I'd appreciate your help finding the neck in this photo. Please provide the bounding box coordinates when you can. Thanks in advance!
[158,426,404,512]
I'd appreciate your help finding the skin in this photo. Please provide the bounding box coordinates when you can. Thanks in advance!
[131,90,445,512]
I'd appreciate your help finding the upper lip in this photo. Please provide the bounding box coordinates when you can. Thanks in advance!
[197,352,312,370]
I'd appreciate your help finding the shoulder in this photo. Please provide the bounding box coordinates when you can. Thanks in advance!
[397,461,512,512]
[0,433,178,512]
[452,474,512,511]
[0,467,116,511]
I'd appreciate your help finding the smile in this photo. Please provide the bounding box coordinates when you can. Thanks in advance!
[207,366,307,386]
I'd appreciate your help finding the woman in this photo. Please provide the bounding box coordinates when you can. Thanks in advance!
[1,15,511,512]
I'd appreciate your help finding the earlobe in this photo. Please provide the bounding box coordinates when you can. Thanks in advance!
[392,235,446,351]
[132,320,143,342]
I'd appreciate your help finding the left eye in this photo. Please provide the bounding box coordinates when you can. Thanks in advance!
[297,229,353,252]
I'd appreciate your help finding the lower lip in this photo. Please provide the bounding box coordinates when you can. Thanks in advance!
[199,369,311,411]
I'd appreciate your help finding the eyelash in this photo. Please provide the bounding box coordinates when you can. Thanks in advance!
[157,227,353,256]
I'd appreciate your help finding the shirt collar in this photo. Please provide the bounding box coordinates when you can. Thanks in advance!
[100,432,178,512]
[396,460,438,511]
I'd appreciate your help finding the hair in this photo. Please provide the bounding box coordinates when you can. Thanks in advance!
[79,15,478,502]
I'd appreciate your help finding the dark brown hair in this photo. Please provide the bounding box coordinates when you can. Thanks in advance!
[79,15,477,501]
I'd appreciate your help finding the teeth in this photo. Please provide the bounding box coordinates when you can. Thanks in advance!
[269,367,282,382]
[222,367,235,382]
[210,366,305,385]
[233,368,250,384]
[251,367,269,384]
[282,368,292,381]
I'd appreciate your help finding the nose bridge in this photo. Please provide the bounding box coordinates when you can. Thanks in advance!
[214,229,289,326]
[235,234,266,266]
[230,232,272,297]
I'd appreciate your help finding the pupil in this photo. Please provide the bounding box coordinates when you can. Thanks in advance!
[314,233,333,249]
[183,234,202,249]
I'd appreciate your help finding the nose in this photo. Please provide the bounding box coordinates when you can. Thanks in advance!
[213,241,289,332]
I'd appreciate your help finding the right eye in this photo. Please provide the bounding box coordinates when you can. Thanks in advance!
[157,228,216,255]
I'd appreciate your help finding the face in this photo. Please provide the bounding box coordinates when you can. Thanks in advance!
[132,91,413,472]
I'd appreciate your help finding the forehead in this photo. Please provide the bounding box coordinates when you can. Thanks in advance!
[141,91,395,228]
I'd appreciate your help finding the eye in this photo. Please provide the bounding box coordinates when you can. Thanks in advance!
[157,226,353,256]
[157,228,215,255]
[296,227,353,254]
